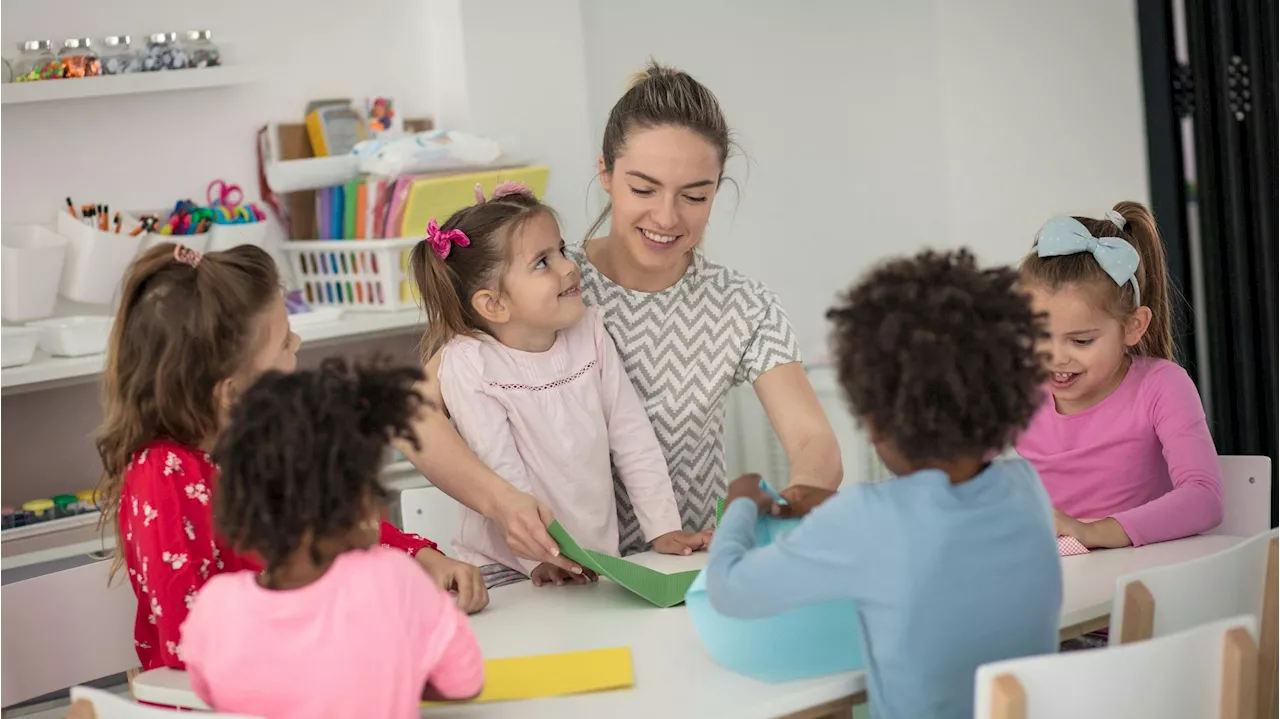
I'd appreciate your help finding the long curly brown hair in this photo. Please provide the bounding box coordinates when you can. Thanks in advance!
[95,243,279,581]
[827,249,1049,464]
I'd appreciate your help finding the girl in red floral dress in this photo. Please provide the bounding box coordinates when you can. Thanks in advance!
[95,243,488,672]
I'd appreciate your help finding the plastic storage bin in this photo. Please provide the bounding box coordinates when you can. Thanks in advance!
[279,237,420,311]
[2,226,68,322]
[55,210,144,305]
[26,315,112,357]
[1,327,41,367]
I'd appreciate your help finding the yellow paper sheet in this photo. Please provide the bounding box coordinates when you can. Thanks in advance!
[399,166,551,239]
[422,647,633,707]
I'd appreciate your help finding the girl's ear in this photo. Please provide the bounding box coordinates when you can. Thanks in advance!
[213,377,237,422]
[1124,306,1153,348]
[470,288,509,326]
[598,156,612,193]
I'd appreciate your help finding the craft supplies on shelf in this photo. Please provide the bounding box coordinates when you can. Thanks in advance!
[143,33,189,71]
[1,327,41,368]
[26,316,113,357]
[1,65,254,104]
[2,225,68,322]
[12,40,61,82]
[54,209,144,305]
[280,237,419,311]
[305,100,367,157]
[58,39,100,78]
[99,36,142,75]
[179,31,220,68]
[2,489,101,533]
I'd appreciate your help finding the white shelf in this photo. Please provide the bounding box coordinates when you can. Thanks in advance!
[1,512,99,543]
[382,460,433,493]
[1,307,424,394]
[1,66,255,105]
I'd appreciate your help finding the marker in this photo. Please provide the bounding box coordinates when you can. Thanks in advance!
[112,212,122,234]
[758,478,788,506]
[65,197,77,218]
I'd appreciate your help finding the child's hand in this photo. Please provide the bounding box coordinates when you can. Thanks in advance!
[65,700,96,719]
[531,562,599,587]
[652,529,713,556]
[1054,510,1132,549]
[726,473,773,514]
[773,484,838,518]
[417,551,490,614]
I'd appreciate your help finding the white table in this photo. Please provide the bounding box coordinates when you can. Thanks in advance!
[132,534,1248,718]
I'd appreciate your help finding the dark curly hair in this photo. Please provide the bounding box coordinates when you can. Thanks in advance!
[826,249,1048,464]
[211,357,429,575]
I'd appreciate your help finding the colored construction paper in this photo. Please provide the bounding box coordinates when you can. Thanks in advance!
[399,166,550,238]
[547,521,700,608]
[685,514,865,683]
[422,647,633,707]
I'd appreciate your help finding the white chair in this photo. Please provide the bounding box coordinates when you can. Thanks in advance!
[398,485,462,552]
[1,559,138,708]
[69,685,259,718]
[1209,456,1273,537]
[1110,528,1277,718]
[975,615,1259,719]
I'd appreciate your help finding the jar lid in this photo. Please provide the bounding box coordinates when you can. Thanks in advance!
[76,489,98,502]
[148,33,174,44]
[78,38,93,47]
[103,35,131,47]
[21,40,51,52]
[52,494,78,507]
[22,498,54,511]
[62,38,84,49]
[185,30,213,41]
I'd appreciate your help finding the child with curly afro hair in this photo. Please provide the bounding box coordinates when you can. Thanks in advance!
[705,249,1064,719]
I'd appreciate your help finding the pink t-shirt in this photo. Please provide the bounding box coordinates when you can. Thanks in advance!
[440,306,683,573]
[1016,357,1224,546]
[182,547,483,719]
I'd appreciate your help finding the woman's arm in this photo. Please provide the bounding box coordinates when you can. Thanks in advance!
[396,351,582,574]
[753,363,844,494]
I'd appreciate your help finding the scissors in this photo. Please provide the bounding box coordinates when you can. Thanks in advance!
[206,179,244,210]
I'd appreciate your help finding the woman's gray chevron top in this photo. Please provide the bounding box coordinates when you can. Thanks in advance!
[565,245,802,555]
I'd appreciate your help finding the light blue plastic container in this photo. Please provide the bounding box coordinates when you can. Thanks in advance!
[685,515,865,683]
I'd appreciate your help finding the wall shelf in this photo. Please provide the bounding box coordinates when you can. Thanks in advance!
[1,307,425,394]
[1,66,255,105]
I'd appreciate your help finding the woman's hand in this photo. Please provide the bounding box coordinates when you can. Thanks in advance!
[416,551,490,614]
[652,529,713,555]
[772,484,838,519]
[726,474,773,514]
[491,487,585,576]
[531,562,599,587]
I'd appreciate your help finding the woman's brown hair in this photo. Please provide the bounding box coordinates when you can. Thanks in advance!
[1020,201,1175,361]
[96,243,280,580]
[585,60,734,241]
[409,190,551,360]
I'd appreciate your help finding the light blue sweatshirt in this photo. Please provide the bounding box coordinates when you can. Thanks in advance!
[705,459,1062,719]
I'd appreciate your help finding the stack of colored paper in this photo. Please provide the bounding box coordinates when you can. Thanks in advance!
[422,647,633,707]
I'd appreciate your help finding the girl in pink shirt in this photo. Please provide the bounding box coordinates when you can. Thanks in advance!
[182,359,484,719]
[1016,201,1224,550]
[410,182,711,589]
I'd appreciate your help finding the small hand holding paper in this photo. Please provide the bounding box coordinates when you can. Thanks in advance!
[531,562,599,587]
[652,529,713,556]
[726,473,773,514]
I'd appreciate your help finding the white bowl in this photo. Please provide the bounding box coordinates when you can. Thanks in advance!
[25,315,113,357]
[1,327,41,367]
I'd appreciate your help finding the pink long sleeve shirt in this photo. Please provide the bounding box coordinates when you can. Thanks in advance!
[1016,357,1224,546]
[440,306,683,573]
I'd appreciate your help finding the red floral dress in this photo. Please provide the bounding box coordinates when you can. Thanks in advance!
[120,438,438,670]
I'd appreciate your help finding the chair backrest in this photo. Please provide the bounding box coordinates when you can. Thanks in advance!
[1209,456,1273,537]
[69,685,261,718]
[397,485,462,551]
[1111,529,1278,719]
[1,558,138,707]
[975,615,1259,719]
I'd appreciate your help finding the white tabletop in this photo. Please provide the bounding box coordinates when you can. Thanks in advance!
[132,534,1248,718]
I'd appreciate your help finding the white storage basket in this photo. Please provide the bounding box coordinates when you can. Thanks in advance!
[279,238,420,311]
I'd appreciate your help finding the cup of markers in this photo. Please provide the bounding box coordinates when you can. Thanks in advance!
[133,200,214,253]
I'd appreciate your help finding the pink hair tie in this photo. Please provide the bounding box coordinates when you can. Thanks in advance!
[492,181,534,200]
[425,219,470,260]
[174,244,203,268]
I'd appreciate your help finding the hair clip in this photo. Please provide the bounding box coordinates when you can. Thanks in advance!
[1104,209,1127,231]
[473,183,487,205]
[492,181,534,200]
[425,219,470,260]
[173,244,203,268]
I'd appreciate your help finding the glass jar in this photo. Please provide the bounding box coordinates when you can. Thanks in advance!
[59,38,101,78]
[12,40,62,81]
[100,35,142,75]
[143,32,189,71]
[180,30,220,68]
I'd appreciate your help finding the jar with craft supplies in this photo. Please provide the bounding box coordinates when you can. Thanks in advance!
[76,489,99,514]
[58,38,101,78]
[13,40,62,82]
[51,494,78,518]
[180,30,220,68]
[21,498,54,523]
[3,59,12,83]
[1,507,13,530]
[143,33,189,71]
[99,35,142,75]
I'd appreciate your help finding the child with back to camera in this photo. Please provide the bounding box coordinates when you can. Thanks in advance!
[704,250,1062,719]
[1015,202,1223,551]
[181,358,484,719]
[410,182,711,588]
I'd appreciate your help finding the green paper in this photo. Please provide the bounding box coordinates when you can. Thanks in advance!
[716,497,725,525]
[547,521,700,608]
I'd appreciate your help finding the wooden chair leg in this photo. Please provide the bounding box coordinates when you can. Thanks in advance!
[990,674,1026,719]
[1119,580,1155,644]
[1258,539,1278,719]
[1222,627,1259,719]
